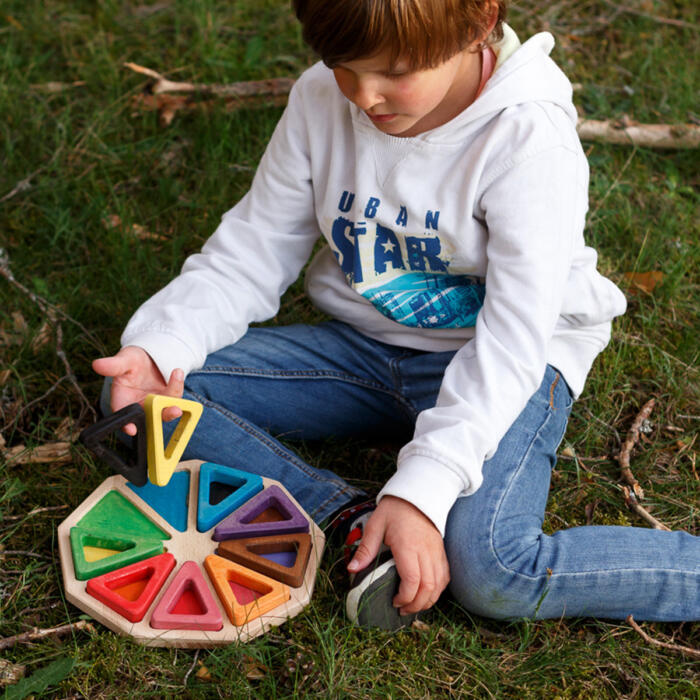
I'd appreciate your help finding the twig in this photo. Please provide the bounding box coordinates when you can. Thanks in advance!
[124,62,295,97]
[131,92,289,127]
[0,171,38,203]
[626,615,700,660]
[0,550,51,559]
[618,399,655,500]
[55,323,97,421]
[577,118,700,149]
[183,649,200,686]
[602,1,699,30]
[0,620,94,650]
[621,486,671,531]
[0,248,102,349]
[4,441,73,465]
[2,505,68,521]
[0,374,70,434]
[0,248,98,423]
[123,63,700,149]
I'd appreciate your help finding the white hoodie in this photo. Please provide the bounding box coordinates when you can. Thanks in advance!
[122,28,627,535]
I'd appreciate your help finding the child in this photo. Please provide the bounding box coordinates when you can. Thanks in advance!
[94,0,700,629]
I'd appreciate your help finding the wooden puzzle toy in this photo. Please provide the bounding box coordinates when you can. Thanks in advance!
[79,403,149,486]
[62,396,325,647]
[143,394,203,486]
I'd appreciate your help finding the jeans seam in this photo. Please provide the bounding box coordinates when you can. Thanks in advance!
[388,352,422,421]
[186,389,350,487]
[489,405,555,583]
[195,364,419,421]
[194,365,409,403]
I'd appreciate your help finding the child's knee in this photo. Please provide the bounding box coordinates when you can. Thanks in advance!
[445,520,545,620]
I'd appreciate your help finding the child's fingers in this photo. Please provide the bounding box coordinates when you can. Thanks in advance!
[392,549,422,610]
[161,369,185,422]
[92,355,127,378]
[347,518,384,573]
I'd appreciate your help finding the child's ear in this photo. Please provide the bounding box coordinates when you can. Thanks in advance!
[476,0,500,46]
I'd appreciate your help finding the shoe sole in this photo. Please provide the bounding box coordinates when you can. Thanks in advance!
[346,558,420,631]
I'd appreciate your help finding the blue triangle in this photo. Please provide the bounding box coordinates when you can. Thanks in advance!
[197,463,263,532]
[128,470,190,532]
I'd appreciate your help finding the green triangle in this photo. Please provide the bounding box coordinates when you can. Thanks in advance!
[77,490,171,541]
[70,526,165,580]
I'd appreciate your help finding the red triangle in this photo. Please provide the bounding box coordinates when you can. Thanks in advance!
[87,553,176,623]
[150,561,223,631]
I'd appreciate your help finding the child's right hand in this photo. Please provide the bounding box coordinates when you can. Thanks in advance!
[92,346,185,435]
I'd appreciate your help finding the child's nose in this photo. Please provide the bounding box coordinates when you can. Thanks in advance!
[352,77,384,111]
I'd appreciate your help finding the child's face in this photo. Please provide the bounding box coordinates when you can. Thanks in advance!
[332,46,481,137]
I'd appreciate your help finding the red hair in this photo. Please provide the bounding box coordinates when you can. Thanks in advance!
[292,0,507,70]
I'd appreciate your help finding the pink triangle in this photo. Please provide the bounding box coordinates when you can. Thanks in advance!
[150,561,223,631]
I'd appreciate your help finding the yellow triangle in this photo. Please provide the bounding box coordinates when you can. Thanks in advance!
[144,394,203,486]
[83,545,122,562]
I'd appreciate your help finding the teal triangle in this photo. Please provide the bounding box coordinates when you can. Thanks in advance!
[197,463,263,532]
[77,490,170,541]
[128,470,190,532]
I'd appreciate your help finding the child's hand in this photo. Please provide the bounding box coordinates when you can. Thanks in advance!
[92,346,185,435]
[347,495,450,615]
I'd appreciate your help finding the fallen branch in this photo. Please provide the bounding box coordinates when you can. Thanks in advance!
[123,63,700,148]
[621,486,671,531]
[4,442,73,466]
[617,398,655,500]
[131,92,289,127]
[577,118,700,149]
[125,62,295,98]
[627,615,700,660]
[0,621,94,651]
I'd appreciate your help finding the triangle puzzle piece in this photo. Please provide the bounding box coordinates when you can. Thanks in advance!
[150,561,223,631]
[197,463,263,532]
[77,490,170,542]
[216,532,312,588]
[79,404,148,486]
[69,526,165,581]
[213,485,309,542]
[204,554,290,626]
[144,394,203,486]
[129,470,190,532]
[86,552,176,622]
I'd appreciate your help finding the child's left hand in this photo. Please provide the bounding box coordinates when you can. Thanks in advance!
[347,495,450,615]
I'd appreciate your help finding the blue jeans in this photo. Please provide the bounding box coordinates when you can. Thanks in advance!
[107,321,700,621]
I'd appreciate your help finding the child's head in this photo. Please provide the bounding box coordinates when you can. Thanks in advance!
[292,0,506,72]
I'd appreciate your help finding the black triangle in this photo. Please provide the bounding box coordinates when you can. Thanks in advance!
[79,404,148,486]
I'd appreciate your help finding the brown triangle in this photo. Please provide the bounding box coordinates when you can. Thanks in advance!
[216,532,312,588]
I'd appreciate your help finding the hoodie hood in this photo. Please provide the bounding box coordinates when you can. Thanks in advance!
[350,27,577,144]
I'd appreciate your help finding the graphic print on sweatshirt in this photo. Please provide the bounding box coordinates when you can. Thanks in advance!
[328,191,485,329]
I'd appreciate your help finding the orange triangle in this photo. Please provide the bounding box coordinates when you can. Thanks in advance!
[204,554,289,626]
[216,533,312,588]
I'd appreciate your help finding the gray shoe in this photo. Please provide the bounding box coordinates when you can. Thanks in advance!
[345,550,421,630]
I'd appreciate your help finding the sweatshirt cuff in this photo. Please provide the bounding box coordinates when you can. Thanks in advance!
[377,453,467,536]
[120,330,202,383]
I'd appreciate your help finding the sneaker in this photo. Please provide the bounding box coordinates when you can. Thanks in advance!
[342,508,421,631]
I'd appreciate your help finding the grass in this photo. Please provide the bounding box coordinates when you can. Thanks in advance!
[1,0,698,697]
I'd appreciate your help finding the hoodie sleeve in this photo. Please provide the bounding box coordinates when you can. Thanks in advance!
[120,78,320,382]
[377,118,588,535]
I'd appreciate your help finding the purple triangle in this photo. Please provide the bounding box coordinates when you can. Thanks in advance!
[212,485,309,541]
